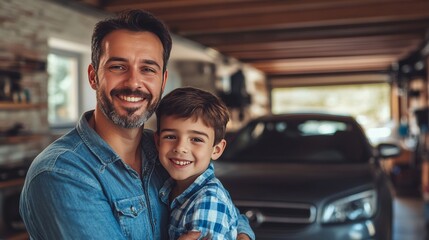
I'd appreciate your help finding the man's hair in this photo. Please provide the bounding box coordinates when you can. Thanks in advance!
[156,87,230,145]
[91,9,172,73]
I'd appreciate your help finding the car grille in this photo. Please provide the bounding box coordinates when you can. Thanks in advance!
[235,200,316,231]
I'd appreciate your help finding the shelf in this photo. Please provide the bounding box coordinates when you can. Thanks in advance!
[0,102,45,110]
[3,231,28,240]
[0,134,46,145]
[0,178,25,189]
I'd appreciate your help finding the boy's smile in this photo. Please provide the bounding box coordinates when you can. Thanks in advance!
[156,115,225,189]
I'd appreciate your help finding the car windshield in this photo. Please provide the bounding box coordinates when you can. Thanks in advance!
[223,117,371,164]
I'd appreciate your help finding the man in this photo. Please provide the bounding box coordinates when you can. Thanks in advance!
[19,9,254,240]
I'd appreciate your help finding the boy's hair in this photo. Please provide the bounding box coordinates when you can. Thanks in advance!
[91,9,172,73]
[156,87,230,145]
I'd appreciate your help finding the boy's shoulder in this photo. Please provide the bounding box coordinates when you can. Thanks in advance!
[198,177,233,204]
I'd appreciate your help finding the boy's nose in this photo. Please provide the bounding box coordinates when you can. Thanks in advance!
[173,147,188,154]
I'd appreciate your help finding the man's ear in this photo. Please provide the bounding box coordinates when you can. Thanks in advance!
[161,70,168,92]
[154,132,160,151]
[211,139,227,161]
[88,64,97,90]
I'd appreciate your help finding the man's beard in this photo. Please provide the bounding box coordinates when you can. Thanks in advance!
[97,85,161,129]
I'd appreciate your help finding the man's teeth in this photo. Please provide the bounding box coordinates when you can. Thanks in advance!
[172,160,191,166]
[119,95,143,102]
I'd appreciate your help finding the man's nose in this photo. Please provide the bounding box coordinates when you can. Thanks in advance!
[125,67,143,89]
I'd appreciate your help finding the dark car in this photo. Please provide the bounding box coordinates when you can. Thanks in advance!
[215,113,400,240]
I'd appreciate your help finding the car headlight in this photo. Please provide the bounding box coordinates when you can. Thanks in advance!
[322,190,377,224]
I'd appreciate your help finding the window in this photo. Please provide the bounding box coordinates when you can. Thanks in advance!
[272,83,391,144]
[47,49,80,128]
[298,120,347,135]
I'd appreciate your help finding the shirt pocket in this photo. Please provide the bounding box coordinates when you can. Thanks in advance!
[114,195,150,239]
[115,196,146,217]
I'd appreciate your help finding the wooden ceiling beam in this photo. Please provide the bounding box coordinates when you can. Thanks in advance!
[102,0,420,20]
[188,20,429,45]
[269,73,391,87]
[214,34,422,52]
[230,47,416,61]
[251,55,398,75]
[103,0,410,22]
[161,1,429,34]
[104,0,265,11]
[70,0,429,79]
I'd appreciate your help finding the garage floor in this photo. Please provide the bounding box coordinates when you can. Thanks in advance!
[394,196,426,240]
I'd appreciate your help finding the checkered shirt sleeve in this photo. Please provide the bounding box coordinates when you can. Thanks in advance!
[182,191,238,239]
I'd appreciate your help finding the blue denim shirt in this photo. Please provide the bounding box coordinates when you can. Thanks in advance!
[19,111,254,240]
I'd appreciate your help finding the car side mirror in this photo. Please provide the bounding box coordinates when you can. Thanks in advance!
[376,143,401,159]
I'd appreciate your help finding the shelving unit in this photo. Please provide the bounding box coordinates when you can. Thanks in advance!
[0,177,28,240]
[0,178,25,189]
[5,231,28,240]
[0,102,45,111]
[0,54,48,240]
[0,101,48,145]
[0,135,46,145]
[1,231,28,240]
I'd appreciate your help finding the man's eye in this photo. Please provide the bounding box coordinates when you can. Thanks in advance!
[109,65,126,72]
[142,67,156,74]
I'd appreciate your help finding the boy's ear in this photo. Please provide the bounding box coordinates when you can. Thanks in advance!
[211,139,227,161]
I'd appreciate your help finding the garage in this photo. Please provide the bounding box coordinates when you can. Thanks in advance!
[0,0,428,239]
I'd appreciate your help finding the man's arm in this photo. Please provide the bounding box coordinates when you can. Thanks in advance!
[236,208,255,240]
[20,171,126,239]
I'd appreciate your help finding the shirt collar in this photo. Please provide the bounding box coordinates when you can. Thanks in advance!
[76,110,159,168]
[159,163,216,207]
[76,110,120,166]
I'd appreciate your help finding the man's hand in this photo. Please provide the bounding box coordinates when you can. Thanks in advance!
[237,233,251,240]
[177,230,201,240]
[178,231,251,240]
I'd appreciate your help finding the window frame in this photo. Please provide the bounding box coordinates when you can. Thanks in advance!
[47,48,82,129]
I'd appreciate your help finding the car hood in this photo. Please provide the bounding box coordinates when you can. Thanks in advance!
[214,162,380,204]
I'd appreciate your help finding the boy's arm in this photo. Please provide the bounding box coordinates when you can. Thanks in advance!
[184,195,255,240]
[178,232,251,240]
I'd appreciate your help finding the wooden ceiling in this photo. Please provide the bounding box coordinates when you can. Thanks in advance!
[70,0,429,83]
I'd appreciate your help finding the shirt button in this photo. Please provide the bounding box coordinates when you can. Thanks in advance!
[130,206,137,216]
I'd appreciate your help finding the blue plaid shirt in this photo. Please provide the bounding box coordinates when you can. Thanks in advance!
[160,163,239,240]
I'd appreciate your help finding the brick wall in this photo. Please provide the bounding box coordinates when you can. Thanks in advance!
[0,0,104,165]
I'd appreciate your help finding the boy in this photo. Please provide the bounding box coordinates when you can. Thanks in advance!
[155,87,246,239]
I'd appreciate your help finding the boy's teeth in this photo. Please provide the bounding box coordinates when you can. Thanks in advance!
[173,160,191,166]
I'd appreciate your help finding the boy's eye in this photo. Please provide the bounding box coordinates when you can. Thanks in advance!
[162,135,176,140]
[191,137,204,143]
